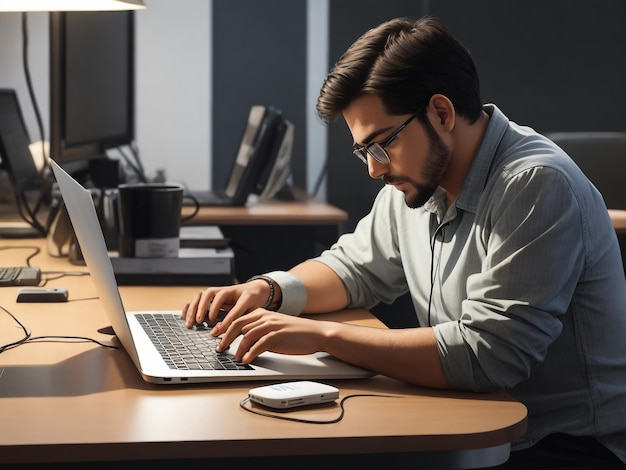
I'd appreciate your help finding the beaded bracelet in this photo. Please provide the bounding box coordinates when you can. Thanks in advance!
[246,275,275,310]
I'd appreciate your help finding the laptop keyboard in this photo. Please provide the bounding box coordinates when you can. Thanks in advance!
[135,313,252,371]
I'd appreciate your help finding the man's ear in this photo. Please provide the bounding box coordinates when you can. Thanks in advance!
[429,94,455,132]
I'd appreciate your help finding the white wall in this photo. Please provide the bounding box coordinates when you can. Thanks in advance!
[0,1,211,190]
[0,1,328,197]
[0,11,49,157]
[306,0,328,198]
[134,0,210,189]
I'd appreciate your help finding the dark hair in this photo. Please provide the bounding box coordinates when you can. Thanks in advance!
[316,17,482,124]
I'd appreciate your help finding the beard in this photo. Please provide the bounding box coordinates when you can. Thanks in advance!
[383,118,451,209]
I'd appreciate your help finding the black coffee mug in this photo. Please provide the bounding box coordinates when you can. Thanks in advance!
[117,183,189,258]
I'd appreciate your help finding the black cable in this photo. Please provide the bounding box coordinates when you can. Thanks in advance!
[25,335,118,349]
[15,191,47,236]
[0,246,87,288]
[41,271,89,276]
[0,247,90,284]
[39,270,90,286]
[239,393,401,424]
[1,335,119,353]
[21,13,47,164]
[19,12,49,236]
[0,304,31,353]
[0,304,119,354]
[67,296,100,302]
[427,221,447,327]
[116,145,147,183]
[0,245,41,266]
[129,141,146,178]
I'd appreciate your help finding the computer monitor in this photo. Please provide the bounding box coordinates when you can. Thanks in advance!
[0,89,46,236]
[0,89,41,193]
[49,10,135,182]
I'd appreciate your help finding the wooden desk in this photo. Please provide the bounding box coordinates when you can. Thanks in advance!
[182,196,348,226]
[182,198,348,281]
[0,239,527,468]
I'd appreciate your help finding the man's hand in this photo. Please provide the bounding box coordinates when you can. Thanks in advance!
[181,280,274,330]
[216,310,327,363]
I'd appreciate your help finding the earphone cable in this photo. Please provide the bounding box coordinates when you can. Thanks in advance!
[427,221,447,327]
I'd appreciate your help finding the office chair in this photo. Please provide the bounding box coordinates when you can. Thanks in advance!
[547,132,626,209]
[547,131,626,272]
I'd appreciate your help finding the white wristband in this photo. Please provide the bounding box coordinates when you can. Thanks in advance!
[264,271,306,316]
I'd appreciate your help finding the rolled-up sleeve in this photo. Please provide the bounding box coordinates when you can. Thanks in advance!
[313,187,414,310]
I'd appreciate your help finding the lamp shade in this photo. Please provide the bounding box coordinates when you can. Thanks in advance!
[0,0,146,11]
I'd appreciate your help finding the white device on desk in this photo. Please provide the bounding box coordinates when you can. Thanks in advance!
[248,381,339,409]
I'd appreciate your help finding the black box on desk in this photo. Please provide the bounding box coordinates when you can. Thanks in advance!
[109,247,235,286]
[179,225,230,249]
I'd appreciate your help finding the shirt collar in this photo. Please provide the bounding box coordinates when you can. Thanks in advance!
[423,104,509,217]
[454,104,509,214]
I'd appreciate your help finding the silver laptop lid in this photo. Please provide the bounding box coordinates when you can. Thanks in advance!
[50,159,143,369]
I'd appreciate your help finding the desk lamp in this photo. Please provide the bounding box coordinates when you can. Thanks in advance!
[0,0,146,11]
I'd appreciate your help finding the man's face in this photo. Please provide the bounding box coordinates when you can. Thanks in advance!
[343,94,451,208]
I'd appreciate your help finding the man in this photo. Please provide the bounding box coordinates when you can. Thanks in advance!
[183,17,626,468]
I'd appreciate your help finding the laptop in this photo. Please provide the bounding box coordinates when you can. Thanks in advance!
[189,105,283,207]
[50,159,373,384]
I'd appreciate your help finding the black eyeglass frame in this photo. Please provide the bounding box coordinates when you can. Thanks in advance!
[352,107,425,165]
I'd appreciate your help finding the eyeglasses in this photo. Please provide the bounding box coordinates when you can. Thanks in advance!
[352,108,423,165]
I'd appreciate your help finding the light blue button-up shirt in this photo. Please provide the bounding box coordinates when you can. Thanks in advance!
[310,104,626,460]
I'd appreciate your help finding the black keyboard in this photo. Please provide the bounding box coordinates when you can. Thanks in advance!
[0,267,21,284]
[135,313,251,371]
[0,266,41,286]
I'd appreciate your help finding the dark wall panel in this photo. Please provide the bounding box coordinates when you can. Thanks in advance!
[327,0,626,232]
[429,0,626,134]
[212,0,307,190]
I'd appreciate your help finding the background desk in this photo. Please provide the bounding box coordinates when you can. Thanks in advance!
[182,198,348,281]
[0,195,347,283]
[0,238,527,468]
